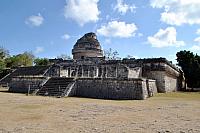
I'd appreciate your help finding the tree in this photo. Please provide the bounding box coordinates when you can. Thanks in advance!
[176,50,200,88]
[5,51,34,68]
[0,49,35,78]
[104,48,120,60]
[34,58,50,66]
[0,47,10,78]
[5,56,15,68]
[0,47,9,59]
[0,47,9,73]
[0,60,6,73]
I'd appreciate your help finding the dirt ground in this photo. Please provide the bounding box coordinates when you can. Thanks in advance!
[0,88,200,133]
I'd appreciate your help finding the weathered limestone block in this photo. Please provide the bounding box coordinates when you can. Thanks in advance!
[9,76,47,93]
[107,66,117,78]
[60,69,68,77]
[128,67,141,78]
[144,71,178,93]
[146,79,157,96]
[74,78,149,100]
[142,60,181,93]
[143,71,165,92]
[117,65,128,79]
[164,75,177,92]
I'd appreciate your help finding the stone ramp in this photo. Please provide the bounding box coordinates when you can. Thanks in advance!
[36,77,76,97]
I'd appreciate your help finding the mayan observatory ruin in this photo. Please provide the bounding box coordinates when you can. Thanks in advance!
[0,32,185,100]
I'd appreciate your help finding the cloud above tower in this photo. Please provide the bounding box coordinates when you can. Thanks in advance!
[114,0,136,15]
[61,34,70,40]
[64,0,100,26]
[147,27,185,48]
[34,46,44,54]
[97,21,137,38]
[150,0,200,26]
[25,13,44,27]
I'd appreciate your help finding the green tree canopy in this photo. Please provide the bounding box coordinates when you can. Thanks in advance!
[5,51,34,68]
[34,58,50,66]
[0,47,9,59]
[176,50,200,88]
[0,47,9,73]
[0,48,35,78]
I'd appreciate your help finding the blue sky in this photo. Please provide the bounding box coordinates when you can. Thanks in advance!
[1,0,200,63]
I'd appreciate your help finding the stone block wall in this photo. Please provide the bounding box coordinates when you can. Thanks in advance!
[45,66,60,77]
[143,71,166,92]
[9,76,47,93]
[144,71,179,93]
[164,75,177,92]
[142,61,181,93]
[74,78,149,100]
[128,67,141,78]
[146,79,157,96]
[60,69,68,77]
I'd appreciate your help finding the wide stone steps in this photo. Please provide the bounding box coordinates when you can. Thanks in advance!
[0,66,50,86]
[36,77,75,97]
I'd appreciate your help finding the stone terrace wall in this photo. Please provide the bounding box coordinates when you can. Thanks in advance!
[9,76,47,93]
[143,71,166,92]
[0,66,51,85]
[164,74,178,92]
[146,79,157,95]
[53,57,182,93]
[74,78,149,100]
[142,60,180,92]
[58,60,141,79]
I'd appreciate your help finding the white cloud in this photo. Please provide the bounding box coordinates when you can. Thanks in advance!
[25,13,44,27]
[167,54,177,64]
[104,39,111,44]
[194,37,200,43]
[97,21,137,38]
[114,0,136,14]
[150,0,200,25]
[190,45,200,52]
[64,0,100,26]
[147,27,185,48]
[194,29,200,44]
[196,29,200,35]
[137,33,143,37]
[35,46,44,54]
[106,15,110,20]
[191,29,200,51]
[61,34,70,40]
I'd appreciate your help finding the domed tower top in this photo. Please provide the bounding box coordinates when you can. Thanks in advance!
[72,32,103,60]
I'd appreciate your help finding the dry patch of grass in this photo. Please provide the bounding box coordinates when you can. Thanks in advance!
[154,92,200,100]
[15,104,43,110]
[18,115,43,121]
[0,90,200,133]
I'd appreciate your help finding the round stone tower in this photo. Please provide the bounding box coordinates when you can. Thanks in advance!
[72,32,103,60]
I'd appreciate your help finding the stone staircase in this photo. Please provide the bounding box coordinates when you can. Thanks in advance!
[36,77,76,97]
[0,66,51,86]
[30,77,50,95]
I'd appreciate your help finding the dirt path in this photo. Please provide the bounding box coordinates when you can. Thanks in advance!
[0,89,200,133]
